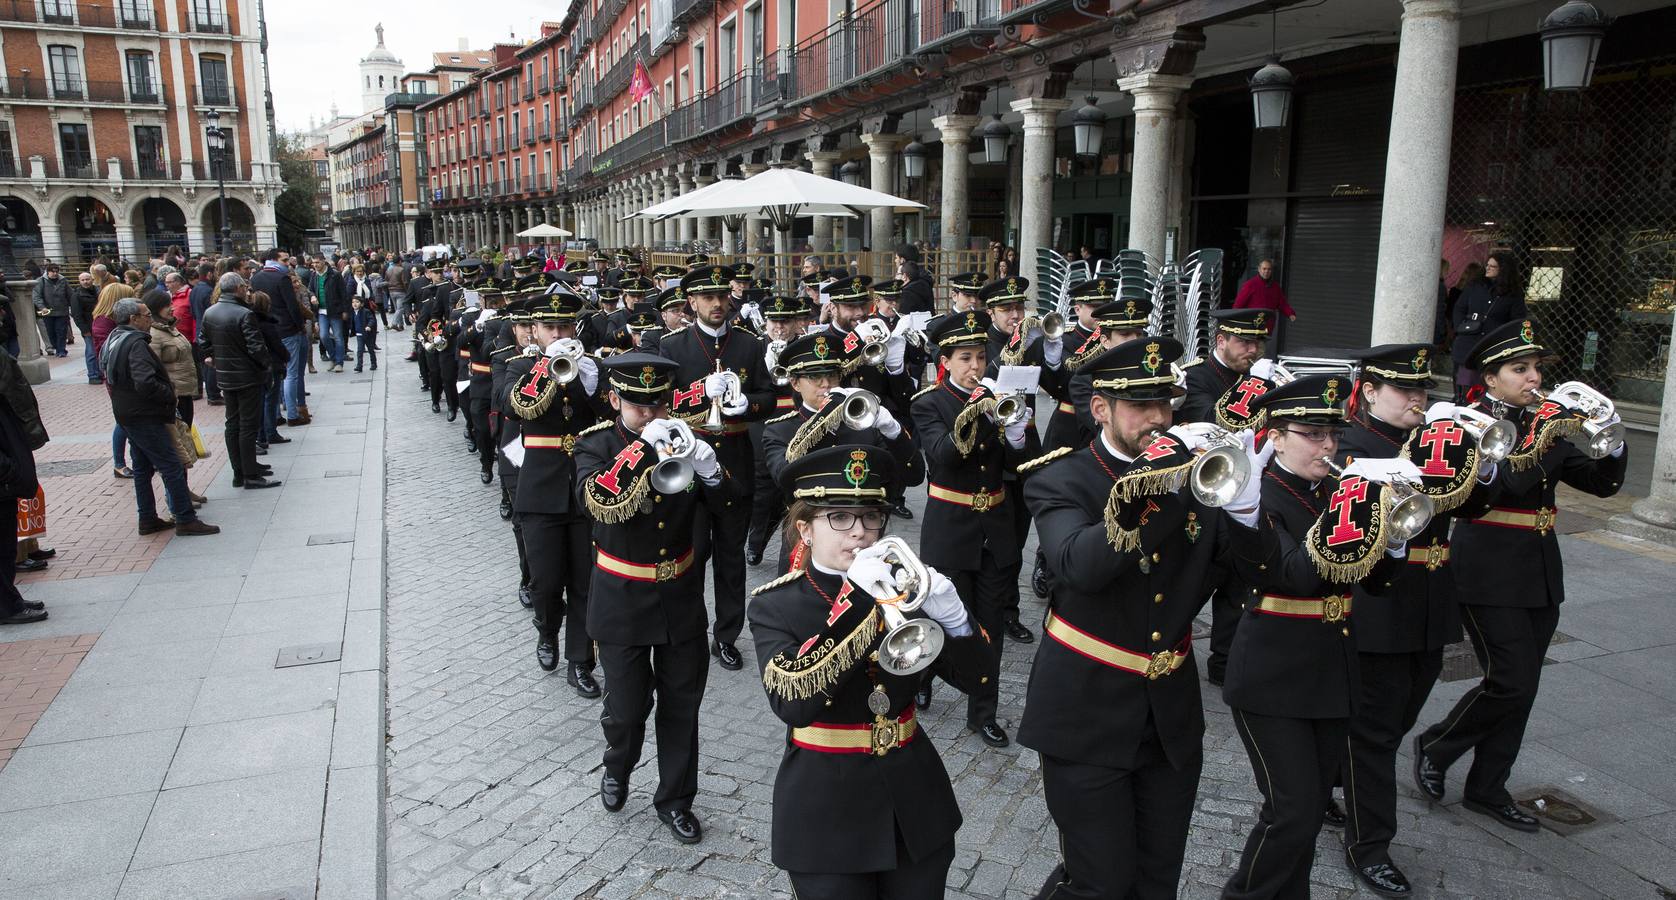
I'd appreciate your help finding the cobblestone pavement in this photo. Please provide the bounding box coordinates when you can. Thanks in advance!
[385,363,1672,899]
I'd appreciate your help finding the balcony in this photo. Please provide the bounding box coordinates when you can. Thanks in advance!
[128,82,160,104]
[589,0,631,53]
[587,123,666,178]
[670,0,713,26]
[782,0,915,106]
[61,156,97,179]
[522,83,535,102]
[524,125,535,145]
[538,74,551,95]
[197,84,235,107]
[0,76,160,105]
[133,158,169,180]
[40,2,71,24]
[476,105,488,120]
[665,67,760,144]
[189,7,227,33]
[119,3,156,29]
[493,138,505,154]
[538,124,551,142]
[596,34,649,101]
[0,158,15,178]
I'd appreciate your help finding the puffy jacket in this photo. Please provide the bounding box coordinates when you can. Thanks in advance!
[195,295,271,391]
[170,287,196,343]
[148,323,198,397]
[100,326,176,425]
[32,275,72,317]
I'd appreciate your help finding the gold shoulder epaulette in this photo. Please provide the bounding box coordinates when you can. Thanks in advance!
[1018,446,1074,473]
[491,344,522,358]
[751,568,805,596]
[766,410,800,424]
[911,383,940,401]
[1181,357,1205,369]
[577,420,613,437]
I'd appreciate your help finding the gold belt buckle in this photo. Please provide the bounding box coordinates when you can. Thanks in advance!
[1534,508,1555,535]
[1424,542,1444,572]
[655,559,678,582]
[562,434,576,453]
[870,717,899,756]
[969,491,992,512]
[1322,596,1348,623]
[1144,651,1174,680]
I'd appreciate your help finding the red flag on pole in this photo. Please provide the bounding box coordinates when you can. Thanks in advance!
[629,59,654,103]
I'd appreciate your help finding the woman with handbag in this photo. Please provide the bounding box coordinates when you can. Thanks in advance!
[142,291,207,507]
[1449,250,1527,403]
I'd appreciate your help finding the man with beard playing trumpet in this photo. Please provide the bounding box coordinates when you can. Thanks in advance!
[747,444,992,899]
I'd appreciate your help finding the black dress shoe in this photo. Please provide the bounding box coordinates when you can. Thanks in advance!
[744,548,763,566]
[479,468,493,485]
[0,608,48,625]
[536,636,558,672]
[20,599,45,612]
[28,548,57,561]
[892,502,913,520]
[499,496,514,520]
[447,408,458,422]
[974,720,1010,748]
[1412,735,1445,802]
[1005,619,1035,643]
[915,683,932,710]
[712,641,743,671]
[137,517,176,535]
[600,773,628,812]
[1031,557,1050,598]
[15,558,47,572]
[1323,797,1347,828]
[466,438,478,454]
[568,663,601,699]
[432,401,441,413]
[268,435,291,444]
[1345,851,1413,897]
[518,585,533,609]
[657,808,703,844]
[1462,798,1540,833]
[243,477,282,490]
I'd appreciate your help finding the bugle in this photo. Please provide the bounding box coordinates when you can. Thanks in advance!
[1528,382,1625,459]
[855,319,891,367]
[1413,405,1516,464]
[649,420,697,494]
[548,338,584,385]
[1144,423,1251,507]
[867,536,945,677]
[1323,457,1434,545]
[766,340,790,387]
[839,389,880,430]
[702,369,744,434]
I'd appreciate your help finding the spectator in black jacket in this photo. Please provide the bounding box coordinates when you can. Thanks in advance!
[188,265,220,403]
[100,298,218,536]
[197,273,279,490]
[248,290,290,451]
[0,350,45,623]
[71,272,101,382]
[31,263,72,357]
[252,250,305,424]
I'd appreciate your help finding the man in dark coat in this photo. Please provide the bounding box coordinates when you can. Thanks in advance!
[0,351,47,623]
[197,274,278,490]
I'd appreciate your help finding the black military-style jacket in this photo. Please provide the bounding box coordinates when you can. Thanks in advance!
[909,381,1030,572]
[574,420,744,645]
[984,325,1067,416]
[760,402,923,488]
[414,282,461,355]
[659,323,776,477]
[456,308,496,393]
[1178,353,1243,425]
[1042,326,1100,453]
[874,313,930,388]
[748,565,989,873]
[1223,465,1403,719]
[1452,400,1626,609]
[505,353,610,517]
[580,307,630,353]
[812,320,915,415]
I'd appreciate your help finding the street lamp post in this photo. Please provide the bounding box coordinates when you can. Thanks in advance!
[205,109,231,254]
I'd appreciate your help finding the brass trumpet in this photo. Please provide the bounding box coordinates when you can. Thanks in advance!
[548,338,584,385]
[766,340,790,387]
[1410,405,1517,464]
[1144,424,1251,508]
[988,392,1031,427]
[1529,382,1625,459]
[865,536,945,677]
[839,389,881,430]
[1323,458,1434,545]
[854,319,891,367]
[649,420,697,494]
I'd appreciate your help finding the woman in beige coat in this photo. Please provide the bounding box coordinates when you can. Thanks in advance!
[142,290,206,506]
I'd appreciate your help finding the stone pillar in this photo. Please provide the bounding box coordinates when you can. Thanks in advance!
[1008,98,1072,287]
[806,150,843,252]
[1621,318,1676,539]
[676,168,697,245]
[694,169,717,246]
[932,114,980,271]
[741,164,768,255]
[1370,0,1461,344]
[662,171,680,247]
[860,134,908,273]
[1115,74,1192,265]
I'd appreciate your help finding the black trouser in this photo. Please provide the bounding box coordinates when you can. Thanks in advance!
[1206,573,1250,683]
[1343,648,1443,868]
[1418,603,1559,806]
[221,385,263,480]
[945,550,1010,727]
[518,511,594,666]
[1225,709,1349,900]
[175,395,194,427]
[421,348,438,390]
[693,451,751,647]
[1003,479,1028,625]
[747,467,783,558]
[598,635,708,814]
[430,352,459,412]
[468,391,493,470]
[787,832,956,900]
[0,503,19,616]
[1037,738,1201,900]
[501,464,531,589]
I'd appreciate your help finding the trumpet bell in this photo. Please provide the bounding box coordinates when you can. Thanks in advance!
[861,341,887,367]
[994,395,1030,427]
[1190,445,1251,508]
[772,366,791,387]
[1040,312,1066,341]
[1581,420,1627,459]
[1477,418,1518,462]
[1383,483,1435,544]
[650,457,694,494]
[877,618,945,677]
[840,391,880,431]
[550,355,578,384]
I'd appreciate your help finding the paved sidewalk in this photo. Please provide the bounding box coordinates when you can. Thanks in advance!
[0,355,387,900]
[383,370,1676,900]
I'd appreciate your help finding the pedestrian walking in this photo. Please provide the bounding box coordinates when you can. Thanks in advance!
[71,272,101,382]
[352,296,379,372]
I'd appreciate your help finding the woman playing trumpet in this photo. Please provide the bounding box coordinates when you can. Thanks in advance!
[747,445,991,900]
[1415,319,1627,834]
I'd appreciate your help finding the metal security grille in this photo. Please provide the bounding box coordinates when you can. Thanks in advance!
[1444,59,1676,404]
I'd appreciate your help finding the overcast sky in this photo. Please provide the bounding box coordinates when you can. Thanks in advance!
[266,1,564,133]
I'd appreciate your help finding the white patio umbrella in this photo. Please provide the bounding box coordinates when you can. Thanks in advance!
[648,167,924,221]
[516,222,572,238]
[629,177,740,220]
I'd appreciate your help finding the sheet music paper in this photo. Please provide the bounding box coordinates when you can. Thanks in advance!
[994,365,1042,394]
[501,437,525,469]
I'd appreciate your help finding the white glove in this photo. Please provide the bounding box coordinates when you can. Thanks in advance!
[721,393,750,416]
[546,337,582,358]
[1165,423,1216,454]
[1340,457,1424,486]
[1425,401,1459,424]
[920,567,970,635]
[846,547,900,602]
[1248,358,1276,381]
[1043,333,1064,368]
[688,436,721,483]
[872,405,902,439]
[1224,429,1268,525]
[478,307,499,324]
[704,372,732,399]
[1477,459,1498,483]
[739,301,761,324]
[1004,407,1031,448]
[578,356,599,395]
[638,419,676,449]
[979,377,999,395]
[1386,539,1409,558]
[884,332,906,374]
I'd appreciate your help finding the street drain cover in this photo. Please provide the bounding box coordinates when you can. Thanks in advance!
[1512,786,1617,836]
[275,642,342,669]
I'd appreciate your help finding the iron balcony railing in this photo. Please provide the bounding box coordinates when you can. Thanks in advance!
[538,74,551,95]
[197,84,234,106]
[665,67,758,144]
[590,0,632,51]
[189,6,226,33]
[670,0,712,26]
[134,158,169,180]
[596,33,649,102]
[783,0,914,105]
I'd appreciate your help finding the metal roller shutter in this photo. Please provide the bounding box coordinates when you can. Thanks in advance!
[1284,196,1384,351]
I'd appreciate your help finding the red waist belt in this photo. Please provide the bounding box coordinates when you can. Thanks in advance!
[791,709,917,756]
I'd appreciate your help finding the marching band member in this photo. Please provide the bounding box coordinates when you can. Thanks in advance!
[748,444,991,899]
[1021,338,1259,899]
[1222,374,1408,900]
[505,290,607,695]
[458,289,505,483]
[659,265,777,672]
[1039,278,1122,453]
[414,267,464,418]
[623,302,661,350]
[910,310,1033,747]
[575,352,741,844]
[489,299,536,608]
[747,295,814,566]
[815,275,916,420]
[1415,319,1626,834]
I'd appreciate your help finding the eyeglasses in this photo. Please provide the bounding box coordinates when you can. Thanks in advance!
[819,509,890,532]
[1279,427,1338,443]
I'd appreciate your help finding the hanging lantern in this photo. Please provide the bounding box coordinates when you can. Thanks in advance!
[980,114,1010,164]
[1071,96,1106,157]
[1540,1,1609,91]
[901,139,926,179]
[839,159,862,185]
[1249,58,1295,129]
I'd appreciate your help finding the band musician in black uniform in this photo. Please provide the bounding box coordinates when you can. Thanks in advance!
[1039,278,1127,453]
[575,352,742,844]
[505,289,609,696]
[658,265,776,672]
[910,310,1034,748]
[1020,337,1261,900]
[415,272,464,419]
[1415,319,1627,836]
[748,444,991,899]
[746,295,813,565]
[458,289,506,482]
[489,299,536,606]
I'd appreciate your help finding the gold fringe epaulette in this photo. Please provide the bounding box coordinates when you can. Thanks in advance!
[911,383,940,401]
[583,467,653,524]
[676,408,711,429]
[1180,357,1205,369]
[507,367,559,420]
[762,606,881,701]
[785,402,843,463]
[1017,446,1073,474]
[751,568,805,597]
[490,344,523,359]
[1505,414,1583,472]
[1103,484,1144,552]
[1064,340,1102,372]
[952,396,997,456]
[766,410,800,425]
[577,420,613,437]
[1114,459,1194,502]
